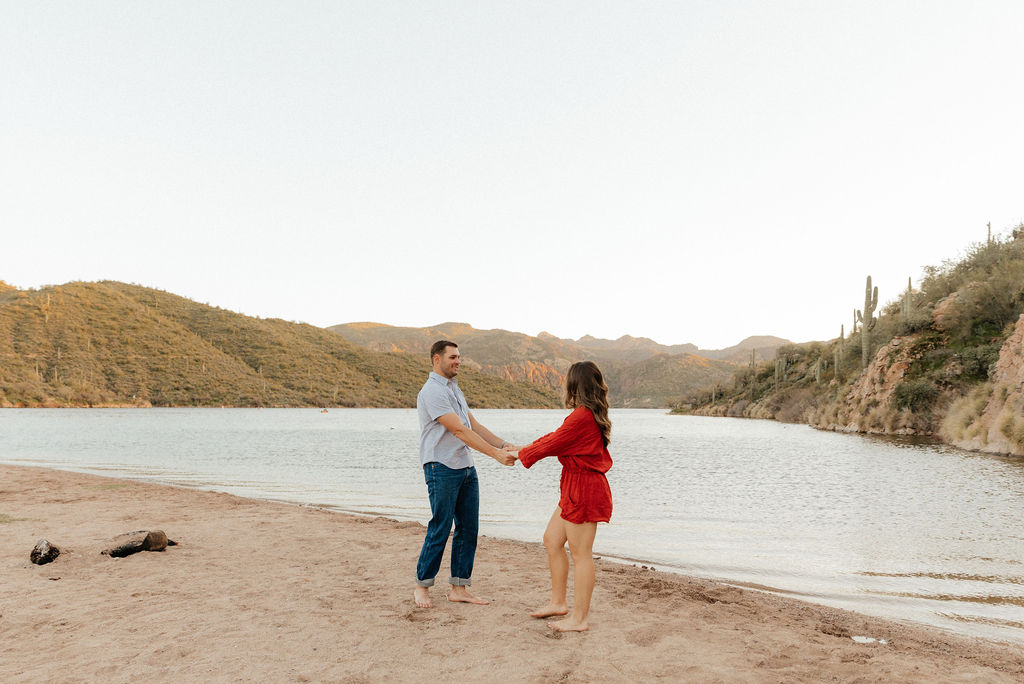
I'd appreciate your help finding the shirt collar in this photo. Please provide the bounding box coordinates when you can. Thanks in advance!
[429,371,457,388]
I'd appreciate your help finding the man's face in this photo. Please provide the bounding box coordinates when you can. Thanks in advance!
[433,346,461,379]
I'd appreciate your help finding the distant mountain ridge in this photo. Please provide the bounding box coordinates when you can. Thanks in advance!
[329,322,791,407]
[0,282,560,408]
[572,332,788,364]
[698,336,793,364]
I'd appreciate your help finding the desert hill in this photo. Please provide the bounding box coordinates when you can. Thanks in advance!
[677,225,1024,457]
[0,282,560,409]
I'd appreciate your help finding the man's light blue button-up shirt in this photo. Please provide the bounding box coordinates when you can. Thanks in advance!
[417,371,473,469]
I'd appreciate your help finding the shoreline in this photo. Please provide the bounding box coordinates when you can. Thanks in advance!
[2,464,1023,682]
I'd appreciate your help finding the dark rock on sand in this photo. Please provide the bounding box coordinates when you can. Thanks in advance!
[102,530,173,558]
[30,539,61,565]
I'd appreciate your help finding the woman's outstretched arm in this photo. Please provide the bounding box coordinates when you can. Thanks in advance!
[518,408,590,468]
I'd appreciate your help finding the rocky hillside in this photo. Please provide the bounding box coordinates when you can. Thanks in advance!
[0,281,560,409]
[941,314,1024,455]
[329,322,756,407]
[675,227,1024,456]
[602,353,741,408]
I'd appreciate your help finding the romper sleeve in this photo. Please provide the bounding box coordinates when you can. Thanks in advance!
[518,408,590,469]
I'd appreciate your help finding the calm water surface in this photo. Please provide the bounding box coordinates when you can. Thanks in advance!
[2,408,1023,644]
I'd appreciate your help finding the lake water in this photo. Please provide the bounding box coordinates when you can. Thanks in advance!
[2,408,1023,644]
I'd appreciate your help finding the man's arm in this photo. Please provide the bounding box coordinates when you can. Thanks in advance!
[470,413,523,452]
[438,413,516,465]
[468,412,507,449]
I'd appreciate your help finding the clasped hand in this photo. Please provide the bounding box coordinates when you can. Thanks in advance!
[496,443,520,466]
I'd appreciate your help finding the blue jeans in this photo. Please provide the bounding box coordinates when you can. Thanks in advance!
[416,463,479,587]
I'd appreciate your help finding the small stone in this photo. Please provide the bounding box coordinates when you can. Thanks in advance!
[30,539,61,565]
[142,530,168,552]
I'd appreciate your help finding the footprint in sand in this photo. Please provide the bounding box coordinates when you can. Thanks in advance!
[626,627,663,647]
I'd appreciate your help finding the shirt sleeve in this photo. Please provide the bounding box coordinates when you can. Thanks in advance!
[420,384,456,422]
[518,408,588,469]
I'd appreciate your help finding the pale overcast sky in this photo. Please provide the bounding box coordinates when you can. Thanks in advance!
[2,2,1021,349]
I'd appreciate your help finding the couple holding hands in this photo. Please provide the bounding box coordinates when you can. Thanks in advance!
[414,340,613,633]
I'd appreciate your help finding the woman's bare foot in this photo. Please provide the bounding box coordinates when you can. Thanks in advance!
[413,585,433,608]
[447,586,489,605]
[548,617,588,632]
[530,603,569,618]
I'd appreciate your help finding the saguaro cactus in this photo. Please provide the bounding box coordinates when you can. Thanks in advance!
[774,357,786,389]
[748,349,758,395]
[901,277,912,319]
[834,324,844,381]
[859,275,878,369]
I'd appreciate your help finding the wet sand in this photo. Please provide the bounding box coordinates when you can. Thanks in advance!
[1,464,1022,682]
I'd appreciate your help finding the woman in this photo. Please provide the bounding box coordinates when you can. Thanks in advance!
[510,360,612,632]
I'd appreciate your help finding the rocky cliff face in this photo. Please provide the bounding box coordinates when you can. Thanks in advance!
[838,337,915,428]
[942,314,1024,456]
[485,360,567,389]
[809,335,932,435]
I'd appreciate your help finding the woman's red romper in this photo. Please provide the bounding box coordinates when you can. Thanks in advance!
[518,406,613,524]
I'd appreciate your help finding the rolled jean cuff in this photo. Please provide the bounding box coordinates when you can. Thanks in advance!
[416,577,435,587]
[449,577,471,587]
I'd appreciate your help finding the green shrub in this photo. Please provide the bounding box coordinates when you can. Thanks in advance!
[959,344,1001,380]
[892,379,938,411]
[897,309,933,335]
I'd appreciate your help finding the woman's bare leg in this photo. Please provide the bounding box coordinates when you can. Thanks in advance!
[530,507,569,618]
[548,519,597,632]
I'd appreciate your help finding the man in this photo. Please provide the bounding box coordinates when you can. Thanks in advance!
[414,340,516,608]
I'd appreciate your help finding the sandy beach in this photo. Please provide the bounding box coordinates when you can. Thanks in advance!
[1,465,1022,682]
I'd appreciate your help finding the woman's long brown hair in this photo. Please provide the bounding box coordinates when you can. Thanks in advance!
[564,361,611,446]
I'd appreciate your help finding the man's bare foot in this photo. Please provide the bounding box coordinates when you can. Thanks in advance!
[414,585,433,608]
[530,603,569,618]
[548,617,588,632]
[447,586,489,605]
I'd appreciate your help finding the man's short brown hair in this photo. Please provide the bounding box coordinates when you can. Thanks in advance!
[430,340,458,361]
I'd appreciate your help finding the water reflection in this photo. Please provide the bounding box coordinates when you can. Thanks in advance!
[941,614,1024,629]
[859,570,1024,586]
